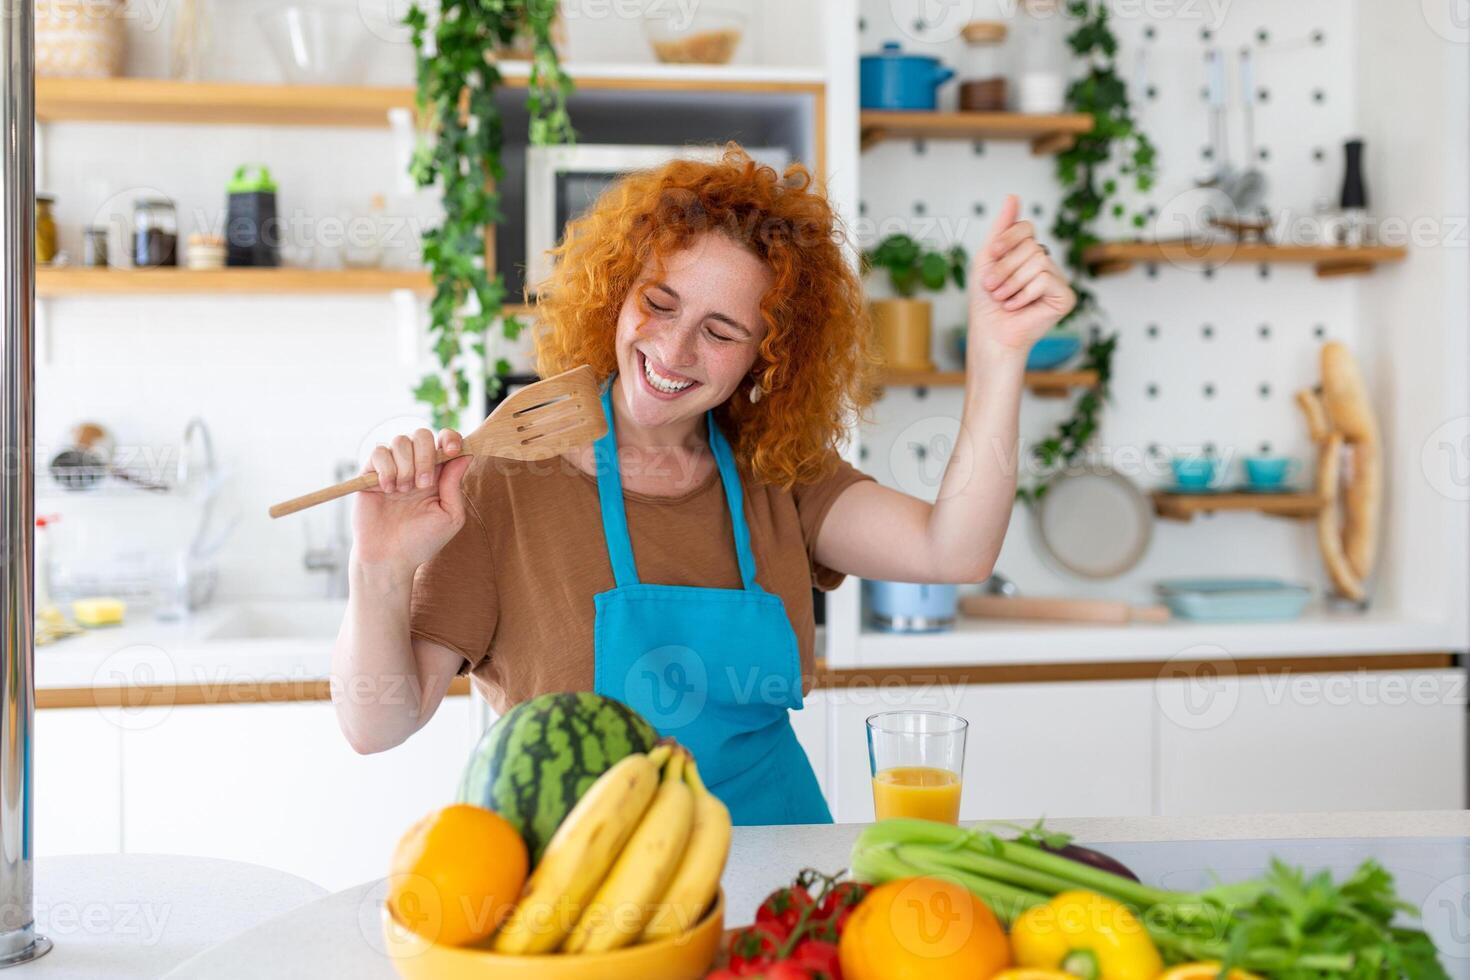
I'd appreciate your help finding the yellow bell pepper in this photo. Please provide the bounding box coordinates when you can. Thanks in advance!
[1010,891,1163,980]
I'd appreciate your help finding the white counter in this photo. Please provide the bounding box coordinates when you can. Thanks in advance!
[153,811,1470,980]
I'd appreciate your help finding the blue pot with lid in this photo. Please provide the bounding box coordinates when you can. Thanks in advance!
[861,42,956,110]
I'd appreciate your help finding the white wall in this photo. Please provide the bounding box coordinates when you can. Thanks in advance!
[855,1,1466,647]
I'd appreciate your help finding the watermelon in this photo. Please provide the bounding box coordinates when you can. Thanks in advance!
[456,691,658,862]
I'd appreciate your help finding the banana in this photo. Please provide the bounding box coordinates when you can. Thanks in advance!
[562,747,695,953]
[492,745,669,955]
[640,751,732,942]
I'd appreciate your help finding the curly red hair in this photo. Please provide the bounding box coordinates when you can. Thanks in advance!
[533,146,877,489]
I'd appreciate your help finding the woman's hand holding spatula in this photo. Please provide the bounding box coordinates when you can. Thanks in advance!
[351,428,473,573]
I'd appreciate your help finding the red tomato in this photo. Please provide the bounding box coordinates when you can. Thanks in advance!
[790,937,842,979]
[727,925,785,975]
[765,963,820,980]
[756,885,814,935]
[814,882,870,930]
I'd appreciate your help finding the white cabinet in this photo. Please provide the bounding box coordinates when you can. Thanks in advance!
[120,696,479,892]
[1156,669,1467,815]
[35,708,123,856]
[790,690,831,801]
[825,680,1155,824]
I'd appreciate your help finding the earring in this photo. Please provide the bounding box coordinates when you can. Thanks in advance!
[748,383,763,404]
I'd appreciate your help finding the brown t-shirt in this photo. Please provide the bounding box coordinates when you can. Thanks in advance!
[409,448,873,714]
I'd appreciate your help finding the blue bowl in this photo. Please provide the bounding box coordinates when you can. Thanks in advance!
[1026,334,1082,371]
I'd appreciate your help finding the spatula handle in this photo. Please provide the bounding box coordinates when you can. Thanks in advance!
[268,451,456,519]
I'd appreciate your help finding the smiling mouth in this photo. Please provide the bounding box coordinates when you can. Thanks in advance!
[638,350,700,397]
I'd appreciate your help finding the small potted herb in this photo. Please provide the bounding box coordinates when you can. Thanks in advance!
[862,234,967,371]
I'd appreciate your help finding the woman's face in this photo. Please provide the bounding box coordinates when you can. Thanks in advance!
[614,232,773,431]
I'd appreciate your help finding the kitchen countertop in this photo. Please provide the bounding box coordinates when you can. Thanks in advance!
[158,810,1470,980]
[14,854,326,979]
[34,600,1455,708]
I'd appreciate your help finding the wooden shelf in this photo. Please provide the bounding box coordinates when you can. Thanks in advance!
[1083,240,1408,279]
[880,368,1100,399]
[37,267,432,296]
[1152,491,1326,522]
[37,71,827,128]
[37,77,417,127]
[859,110,1094,154]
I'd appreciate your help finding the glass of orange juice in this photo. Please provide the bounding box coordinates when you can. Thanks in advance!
[867,710,968,824]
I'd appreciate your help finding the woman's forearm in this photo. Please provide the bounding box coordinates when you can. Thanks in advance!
[924,343,1029,581]
[330,555,436,754]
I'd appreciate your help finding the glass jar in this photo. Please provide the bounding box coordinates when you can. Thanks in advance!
[1014,0,1069,113]
[83,226,109,268]
[959,21,1009,112]
[133,198,178,268]
[35,195,57,265]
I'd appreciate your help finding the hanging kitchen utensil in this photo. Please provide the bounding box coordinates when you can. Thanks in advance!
[1231,48,1267,214]
[1032,464,1154,579]
[1196,48,1234,194]
[269,365,607,518]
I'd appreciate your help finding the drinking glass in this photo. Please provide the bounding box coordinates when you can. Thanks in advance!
[866,710,968,824]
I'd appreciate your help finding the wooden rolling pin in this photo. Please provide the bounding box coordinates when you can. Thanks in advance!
[961,594,1171,625]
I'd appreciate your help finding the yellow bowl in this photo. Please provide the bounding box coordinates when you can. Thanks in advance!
[381,891,725,980]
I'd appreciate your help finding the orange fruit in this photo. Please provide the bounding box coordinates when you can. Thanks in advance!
[839,876,1011,980]
[387,803,528,947]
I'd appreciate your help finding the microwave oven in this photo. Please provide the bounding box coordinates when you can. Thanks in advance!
[524,143,791,291]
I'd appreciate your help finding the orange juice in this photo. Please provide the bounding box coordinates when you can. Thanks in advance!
[871,766,962,823]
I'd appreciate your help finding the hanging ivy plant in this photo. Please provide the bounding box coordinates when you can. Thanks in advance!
[406,1,574,429]
[1019,0,1157,503]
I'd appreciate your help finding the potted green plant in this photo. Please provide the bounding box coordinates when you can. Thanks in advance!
[862,235,967,372]
[406,1,573,429]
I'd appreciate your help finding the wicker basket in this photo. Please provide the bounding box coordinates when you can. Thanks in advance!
[36,0,127,78]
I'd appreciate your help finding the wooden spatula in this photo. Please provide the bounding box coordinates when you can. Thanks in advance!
[269,365,606,519]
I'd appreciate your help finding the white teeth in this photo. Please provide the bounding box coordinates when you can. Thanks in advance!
[643,355,694,394]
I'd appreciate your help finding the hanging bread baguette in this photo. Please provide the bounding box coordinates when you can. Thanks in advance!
[1312,428,1365,602]
[1295,342,1380,603]
[1319,342,1381,581]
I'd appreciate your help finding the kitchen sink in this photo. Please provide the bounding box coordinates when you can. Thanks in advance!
[203,600,346,641]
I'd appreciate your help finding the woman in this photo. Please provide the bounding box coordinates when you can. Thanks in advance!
[332,149,1074,825]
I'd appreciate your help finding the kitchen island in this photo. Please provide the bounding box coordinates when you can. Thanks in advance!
[149,811,1470,979]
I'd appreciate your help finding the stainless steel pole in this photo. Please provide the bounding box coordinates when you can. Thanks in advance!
[0,0,49,966]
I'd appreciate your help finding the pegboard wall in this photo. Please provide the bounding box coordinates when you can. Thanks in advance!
[856,0,1366,602]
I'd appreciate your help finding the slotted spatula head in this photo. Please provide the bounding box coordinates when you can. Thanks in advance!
[267,365,607,519]
[462,364,607,461]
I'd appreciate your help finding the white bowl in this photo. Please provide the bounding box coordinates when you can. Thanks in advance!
[257,5,372,86]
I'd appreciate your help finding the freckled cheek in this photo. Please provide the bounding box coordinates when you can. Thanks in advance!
[701,341,760,390]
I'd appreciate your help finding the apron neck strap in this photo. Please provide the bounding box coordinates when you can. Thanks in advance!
[593,378,761,591]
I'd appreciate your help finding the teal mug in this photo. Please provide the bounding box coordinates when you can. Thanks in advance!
[1244,456,1300,490]
[1171,456,1221,490]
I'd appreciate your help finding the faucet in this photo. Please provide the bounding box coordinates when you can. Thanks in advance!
[303,459,356,598]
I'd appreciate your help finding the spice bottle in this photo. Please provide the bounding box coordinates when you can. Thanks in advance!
[959,21,1009,112]
[36,195,58,265]
[133,198,179,268]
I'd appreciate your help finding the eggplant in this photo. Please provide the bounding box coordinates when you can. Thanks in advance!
[1044,843,1141,883]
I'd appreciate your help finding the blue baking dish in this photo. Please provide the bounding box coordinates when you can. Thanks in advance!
[1026,333,1082,371]
[1154,578,1312,622]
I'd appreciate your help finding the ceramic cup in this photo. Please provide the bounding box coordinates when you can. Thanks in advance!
[1171,456,1221,490]
[1244,456,1299,490]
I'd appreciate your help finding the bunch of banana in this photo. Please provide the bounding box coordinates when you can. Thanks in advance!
[491,741,733,956]
[493,744,671,954]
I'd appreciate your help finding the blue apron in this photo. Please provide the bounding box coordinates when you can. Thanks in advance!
[590,382,832,825]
